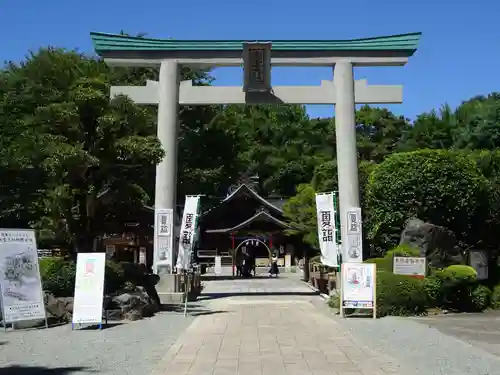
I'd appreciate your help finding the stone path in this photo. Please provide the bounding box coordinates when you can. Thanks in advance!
[151,276,404,375]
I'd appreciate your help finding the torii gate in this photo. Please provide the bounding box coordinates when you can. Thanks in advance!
[90,32,421,275]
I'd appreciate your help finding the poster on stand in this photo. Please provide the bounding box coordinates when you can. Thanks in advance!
[315,193,339,267]
[176,196,201,270]
[154,208,174,274]
[341,262,376,318]
[345,207,363,263]
[72,253,106,325]
[0,229,46,323]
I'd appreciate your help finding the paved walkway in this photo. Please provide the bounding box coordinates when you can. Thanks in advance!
[151,276,404,375]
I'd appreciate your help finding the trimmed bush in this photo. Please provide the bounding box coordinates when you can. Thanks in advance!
[365,244,421,272]
[366,149,491,252]
[376,271,428,317]
[491,284,500,308]
[423,276,443,307]
[435,265,479,311]
[471,285,492,311]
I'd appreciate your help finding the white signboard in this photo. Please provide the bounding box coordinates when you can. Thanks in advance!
[214,256,222,276]
[345,207,363,263]
[176,196,201,270]
[72,253,106,325]
[154,208,174,273]
[315,193,339,267]
[470,250,488,280]
[393,256,426,278]
[285,254,292,272]
[0,229,47,323]
[341,263,376,317]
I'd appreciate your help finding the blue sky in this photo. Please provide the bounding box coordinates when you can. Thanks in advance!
[1,0,498,120]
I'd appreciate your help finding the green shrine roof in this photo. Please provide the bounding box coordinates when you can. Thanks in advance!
[90,32,421,55]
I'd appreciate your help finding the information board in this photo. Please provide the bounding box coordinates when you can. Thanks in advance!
[393,256,426,278]
[340,262,376,319]
[0,229,47,325]
[72,253,106,326]
[469,250,488,280]
[214,256,222,276]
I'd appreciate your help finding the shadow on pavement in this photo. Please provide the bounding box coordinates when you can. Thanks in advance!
[74,322,123,331]
[198,291,319,301]
[200,275,273,281]
[0,365,95,375]
[161,303,228,316]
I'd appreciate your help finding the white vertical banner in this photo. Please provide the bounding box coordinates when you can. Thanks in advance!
[72,253,106,325]
[176,196,201,270]
[345,207,363,263]
[315,193,339,267]
[0,229,47,324]
[154,208,174,274]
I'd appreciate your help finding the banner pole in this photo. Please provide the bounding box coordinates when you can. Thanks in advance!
[183,271,189,317]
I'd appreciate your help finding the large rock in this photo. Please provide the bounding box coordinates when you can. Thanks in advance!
[44,292,73,324]
[399,218,462,267]
[109,286,159,321]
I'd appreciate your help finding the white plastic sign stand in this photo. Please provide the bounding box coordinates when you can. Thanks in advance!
[72,253,106,330]
[340,262,376,319]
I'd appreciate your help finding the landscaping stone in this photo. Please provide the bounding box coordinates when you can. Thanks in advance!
[399,218,462,267]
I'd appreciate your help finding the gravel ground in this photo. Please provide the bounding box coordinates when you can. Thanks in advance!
[333,314,500,375]
[0,311,195,375]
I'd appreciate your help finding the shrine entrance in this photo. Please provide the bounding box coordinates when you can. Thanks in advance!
[90,31,421,278]
[233,237,272,276]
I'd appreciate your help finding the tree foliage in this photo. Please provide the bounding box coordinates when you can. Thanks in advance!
[1,39,500,258]
[366,150,492,252]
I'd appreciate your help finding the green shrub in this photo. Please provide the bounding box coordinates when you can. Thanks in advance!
[423,276,443,307]
[437,265,477,280]
[491,284,500,308]
[365,244,421,272]
[41,258,142,297]
[388,244,421,257]
[376,271,428,317]
[366,149,491,253]
[104,261,126,294]
[435,265,479,311]
[40,257,76,297]
[471,285,492,311]
[327,292,340,309]
[365,257,392,272]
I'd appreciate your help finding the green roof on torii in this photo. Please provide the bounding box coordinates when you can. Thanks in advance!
[90,32,421,55]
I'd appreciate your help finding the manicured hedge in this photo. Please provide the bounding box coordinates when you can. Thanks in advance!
[330,246,495,317]
[376,271,428,317]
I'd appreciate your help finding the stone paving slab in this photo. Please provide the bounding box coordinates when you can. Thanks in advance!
[151,277,404,375]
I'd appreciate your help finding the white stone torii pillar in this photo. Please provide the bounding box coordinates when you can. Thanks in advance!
[111,60,403,271]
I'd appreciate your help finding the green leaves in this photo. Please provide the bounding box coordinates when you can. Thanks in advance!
[366,150,492,252]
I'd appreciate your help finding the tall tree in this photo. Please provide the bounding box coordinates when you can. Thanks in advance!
[0,49,164,251]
